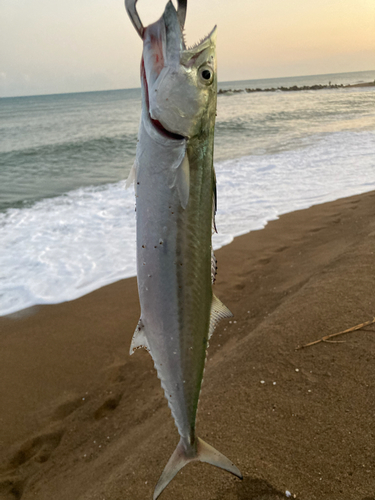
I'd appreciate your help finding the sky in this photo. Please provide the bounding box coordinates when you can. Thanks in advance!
[0,0,374,97]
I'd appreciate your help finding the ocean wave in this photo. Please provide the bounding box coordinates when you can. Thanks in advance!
[0,181,137,315]
[0,133,137,211]
[1,129,374,316]
[1,133,137,163]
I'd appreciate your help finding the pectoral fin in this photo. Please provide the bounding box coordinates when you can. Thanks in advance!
[176,152,190,209]
[168,151,190,209]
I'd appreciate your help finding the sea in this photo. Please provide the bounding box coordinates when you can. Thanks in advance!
[1,69,375,316]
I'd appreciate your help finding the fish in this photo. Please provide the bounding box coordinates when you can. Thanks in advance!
[124,1,242,497]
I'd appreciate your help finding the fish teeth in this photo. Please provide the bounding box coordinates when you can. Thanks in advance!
[181,28,187,48]
[186,29,214,51]
[187,36,207,51]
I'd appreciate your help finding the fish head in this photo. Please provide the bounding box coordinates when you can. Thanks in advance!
[141,1,217,140]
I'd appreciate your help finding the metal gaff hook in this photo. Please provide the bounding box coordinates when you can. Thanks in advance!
[125,0,187,39]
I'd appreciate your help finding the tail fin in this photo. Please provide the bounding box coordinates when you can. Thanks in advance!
[196,437,242,478]
[153,437,242,499]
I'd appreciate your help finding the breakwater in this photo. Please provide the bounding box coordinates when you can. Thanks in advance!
[218,81,375,95]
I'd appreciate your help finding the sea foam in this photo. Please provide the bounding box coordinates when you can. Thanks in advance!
[1,129,374,316]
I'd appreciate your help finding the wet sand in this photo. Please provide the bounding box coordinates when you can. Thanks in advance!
[1,190,375,500]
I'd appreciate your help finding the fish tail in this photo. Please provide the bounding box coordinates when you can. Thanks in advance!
[196,437,243,478]
[153,437,242,499]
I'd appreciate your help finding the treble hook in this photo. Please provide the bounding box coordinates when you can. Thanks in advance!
[125,0,187,39]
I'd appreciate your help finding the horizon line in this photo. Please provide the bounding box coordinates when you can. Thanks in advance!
[1,68,374,100]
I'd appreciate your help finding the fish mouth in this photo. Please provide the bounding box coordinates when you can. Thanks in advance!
[140,1,187,140]
[141,58,186,141]
[140,1,215,140]
[141,58,187,141]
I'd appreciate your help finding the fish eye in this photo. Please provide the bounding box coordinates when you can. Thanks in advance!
[199,66,214,84]
[201,69,211,80]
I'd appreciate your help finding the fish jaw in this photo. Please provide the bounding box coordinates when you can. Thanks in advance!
[142,1,217,140]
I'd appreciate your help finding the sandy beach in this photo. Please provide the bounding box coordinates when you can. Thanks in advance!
[1,190,375,500]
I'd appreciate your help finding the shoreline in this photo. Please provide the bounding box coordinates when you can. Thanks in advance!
[3,183,375,318]
[1,190,375,499]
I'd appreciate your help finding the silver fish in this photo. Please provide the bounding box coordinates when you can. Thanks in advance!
[125,1,242,497]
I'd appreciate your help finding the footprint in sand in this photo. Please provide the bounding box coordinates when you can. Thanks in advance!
[349,199,360,209]
[94,393,123,420]
[52,395,86,420]
[234,282,245,291]
[274,245,289,253]
[0,476,25,500]
[7,428,64,469]
[259,257,271,265]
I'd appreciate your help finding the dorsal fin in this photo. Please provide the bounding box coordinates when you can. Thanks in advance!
[209,295,233,339]
[130,319,151,355]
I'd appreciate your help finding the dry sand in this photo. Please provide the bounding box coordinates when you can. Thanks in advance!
[1,191,375,500]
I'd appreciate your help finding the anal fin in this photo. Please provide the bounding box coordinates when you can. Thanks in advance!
[130,319,151,355]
